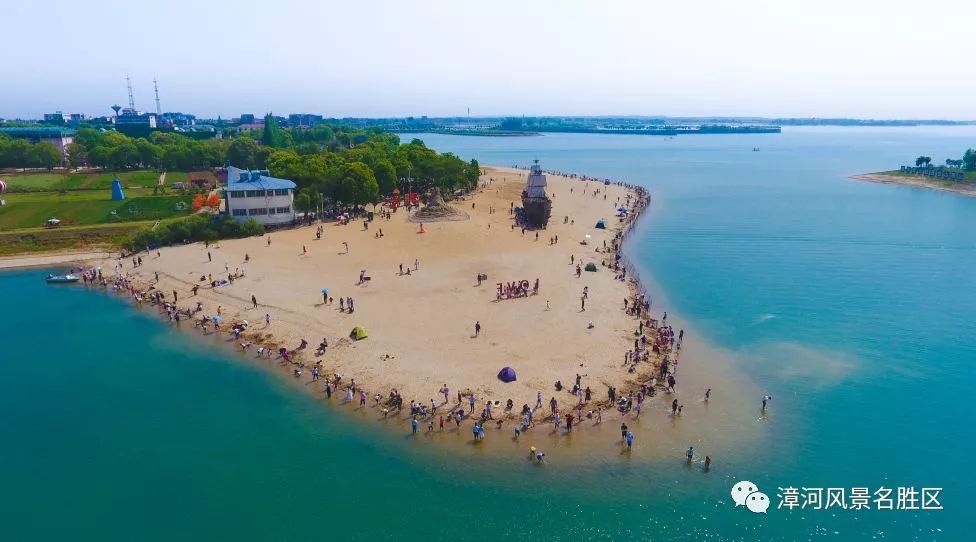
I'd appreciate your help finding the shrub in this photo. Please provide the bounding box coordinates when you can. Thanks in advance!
[125,213,264,250]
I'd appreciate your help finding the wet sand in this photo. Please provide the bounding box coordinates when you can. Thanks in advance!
[851,172,976,197]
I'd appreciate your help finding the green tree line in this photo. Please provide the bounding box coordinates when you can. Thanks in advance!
[67,129,228,171]
[0,133,62,169]
[36,116,481,209]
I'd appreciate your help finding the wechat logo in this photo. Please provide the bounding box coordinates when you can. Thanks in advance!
[731,480,770,514]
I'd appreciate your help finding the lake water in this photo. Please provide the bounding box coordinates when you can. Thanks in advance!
[2,127,972,540]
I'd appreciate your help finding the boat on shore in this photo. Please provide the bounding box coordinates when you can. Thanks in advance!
[46,274,80,284]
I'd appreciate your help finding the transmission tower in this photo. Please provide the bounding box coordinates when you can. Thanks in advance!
[126,75,136,110]
[153,78,162,116]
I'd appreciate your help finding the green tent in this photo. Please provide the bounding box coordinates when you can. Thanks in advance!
[350,326,368,340]
[585,263,598,272]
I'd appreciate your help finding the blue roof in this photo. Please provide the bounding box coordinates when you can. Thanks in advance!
[0,126,77,137]
[226,165,296,190]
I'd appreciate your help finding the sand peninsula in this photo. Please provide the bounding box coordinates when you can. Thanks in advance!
[67,166,764,461]
[851,171,976,197]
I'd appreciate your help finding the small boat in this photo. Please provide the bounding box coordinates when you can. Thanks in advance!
[46,274,80,284]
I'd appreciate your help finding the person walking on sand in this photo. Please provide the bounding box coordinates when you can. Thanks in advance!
[267,237,271,246]
[208,251,212,262]
[705,388,711,402]
[251,295,257,308]
[411,417,418,434]
[581,296,586,311]
[343,242,349,254]
[265,313,271,326]
[303,245,307,254]
[475,321,481,337]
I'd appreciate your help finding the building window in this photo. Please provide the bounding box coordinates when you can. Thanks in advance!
[274,189,290,196]
[229,191,245,198]
[245,190,265,197]
[276,206,291,214]
[268,207,277,215]
[231,209,247,216]
[248,208,268,216]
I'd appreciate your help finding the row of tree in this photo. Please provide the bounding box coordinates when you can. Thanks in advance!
[22,117,480,208]
[916,150,976,170]
[0,133,62,169]
[67,129,228,171]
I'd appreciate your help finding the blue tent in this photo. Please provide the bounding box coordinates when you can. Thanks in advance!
[111,178,126,201]
[497,367,517,383]
[595,218,606,229]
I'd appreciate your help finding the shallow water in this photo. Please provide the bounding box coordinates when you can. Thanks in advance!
[2,127,972,540]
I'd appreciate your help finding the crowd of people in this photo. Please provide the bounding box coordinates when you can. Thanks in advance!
[69,167,758,470]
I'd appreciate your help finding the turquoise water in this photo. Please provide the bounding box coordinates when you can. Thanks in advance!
[2,127,973,540]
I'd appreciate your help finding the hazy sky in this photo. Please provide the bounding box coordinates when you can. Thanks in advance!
[4,0,973,119]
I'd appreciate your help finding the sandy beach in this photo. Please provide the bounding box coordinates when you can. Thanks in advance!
[851,172,976,197]
[0,250,118,270]
[49,166,764,460]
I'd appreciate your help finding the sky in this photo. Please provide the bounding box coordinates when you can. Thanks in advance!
[3,0,974,120]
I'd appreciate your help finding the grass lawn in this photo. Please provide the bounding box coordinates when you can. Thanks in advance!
[0,221,155,256]
[0,188,194,230]
[0,173,66,190]
[2,170,190,191]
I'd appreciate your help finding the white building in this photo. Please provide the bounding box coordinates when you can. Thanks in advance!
[224,166,297,226]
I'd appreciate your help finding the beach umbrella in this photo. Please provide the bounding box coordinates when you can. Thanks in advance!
[617,207,627,212]
[321,288,329,294]
[497,367,517,383]
[212,315,222,323]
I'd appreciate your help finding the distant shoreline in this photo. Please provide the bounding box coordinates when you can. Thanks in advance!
[399,125,780,138]
[850,172,976,197]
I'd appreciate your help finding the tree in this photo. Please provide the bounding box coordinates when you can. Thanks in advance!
[372,158,397,195]
[964,149,976,171]
[915,156,928,167]
[134,138,162,168]
[262,114,283,148]
[29,143,62,169]
[66,142,88,168]
[110,142,140,169]
[331,162,378,205]
[227,136,261,169]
